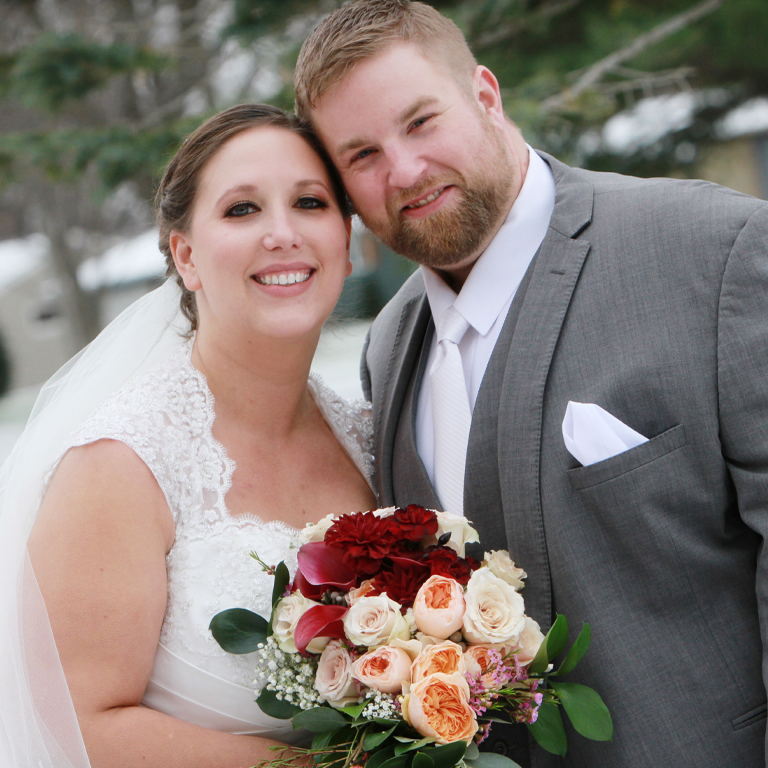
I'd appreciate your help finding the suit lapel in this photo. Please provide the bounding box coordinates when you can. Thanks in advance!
[373,292,432,505]
[481,154,594,627]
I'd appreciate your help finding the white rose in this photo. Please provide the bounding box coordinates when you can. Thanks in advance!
[484,551,527,591]
[273,592,320,653]
[315,640,360,708]
[508,616,545,666]
[462,567,526,645]
[430,512,480,557]
[373,507,397,518]
[343,594,410,648]
[298,513,337,544]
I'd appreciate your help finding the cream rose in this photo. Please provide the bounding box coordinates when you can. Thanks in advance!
[273,593,320,653]
[508,616,545,666]
[462,568,526,645]
[298,513,337,545]
[432,512,480,557]
[484,551,527,591]
[343,594,410,648]
[352,646,412,694]
[412,576,466,639]
[405,672,478,745]
[411,640,466,684]
[315,640,360,708]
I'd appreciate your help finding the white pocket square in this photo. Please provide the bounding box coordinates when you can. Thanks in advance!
[562,401,648,467]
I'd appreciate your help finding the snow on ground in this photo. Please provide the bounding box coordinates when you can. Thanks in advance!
[78,229,166,290]
[0,234,49,291]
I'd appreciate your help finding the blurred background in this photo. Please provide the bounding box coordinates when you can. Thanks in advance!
[0,0,767,462]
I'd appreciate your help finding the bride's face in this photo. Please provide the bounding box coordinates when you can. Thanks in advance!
[170,126,352,342]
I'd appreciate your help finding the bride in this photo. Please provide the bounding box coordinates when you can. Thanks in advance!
[1,104,377,767]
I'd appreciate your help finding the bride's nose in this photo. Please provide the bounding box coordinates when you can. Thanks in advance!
[261,208,303,251]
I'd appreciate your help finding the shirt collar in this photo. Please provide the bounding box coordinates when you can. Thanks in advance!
[421,146,556,336]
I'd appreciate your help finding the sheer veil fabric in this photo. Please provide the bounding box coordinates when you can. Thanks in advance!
[0,279,187,767]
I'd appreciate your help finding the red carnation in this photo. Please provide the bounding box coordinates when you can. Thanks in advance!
[425,546,479,585]
[388,505,439,542]
[371,557,431,609]
[324,511,397,576]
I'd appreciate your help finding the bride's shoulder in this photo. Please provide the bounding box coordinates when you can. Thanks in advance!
[308,373,373,480]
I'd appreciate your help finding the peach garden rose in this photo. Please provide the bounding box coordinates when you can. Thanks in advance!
[404,672,479,745]
[352,646,412,694]
[412,575,466,639]
[410,640,466,684]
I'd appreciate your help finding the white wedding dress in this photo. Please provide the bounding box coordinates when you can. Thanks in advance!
[0,280,373,767]
[53,336,374,741]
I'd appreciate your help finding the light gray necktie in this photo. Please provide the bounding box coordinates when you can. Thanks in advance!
[430,305,471,516]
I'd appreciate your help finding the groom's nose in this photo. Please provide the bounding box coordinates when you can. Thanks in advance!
[386,143,429,190]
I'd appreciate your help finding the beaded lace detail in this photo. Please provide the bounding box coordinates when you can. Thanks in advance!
[63,337,373,687]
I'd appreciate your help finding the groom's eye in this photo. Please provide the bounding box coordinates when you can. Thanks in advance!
[225,201,258,217]
[352,148,375,162]
[410,115,431,131]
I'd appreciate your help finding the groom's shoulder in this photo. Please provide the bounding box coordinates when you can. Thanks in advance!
[543,150,767,223]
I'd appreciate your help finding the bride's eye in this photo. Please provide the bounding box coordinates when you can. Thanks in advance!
[225,201,258,217]
[296,196,328,210]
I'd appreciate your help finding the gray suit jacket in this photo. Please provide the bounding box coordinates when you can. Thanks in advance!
[361,153,768,767]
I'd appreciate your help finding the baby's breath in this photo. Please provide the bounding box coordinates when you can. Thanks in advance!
[361,688,399,720]
[254,637,322,710]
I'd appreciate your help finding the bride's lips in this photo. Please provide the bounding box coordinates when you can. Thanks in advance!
[401,185,455,218]
[250,262,316,296]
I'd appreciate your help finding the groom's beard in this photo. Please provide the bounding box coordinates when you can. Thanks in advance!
[357,123,514,270]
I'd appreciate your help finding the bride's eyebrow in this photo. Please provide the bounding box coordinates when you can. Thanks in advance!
[215,184,257,207]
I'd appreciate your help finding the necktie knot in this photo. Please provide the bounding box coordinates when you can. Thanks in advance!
[437,305,470,346]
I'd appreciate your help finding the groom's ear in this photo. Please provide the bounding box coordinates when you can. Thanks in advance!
[473,66,506,131]
[169,230,202,292]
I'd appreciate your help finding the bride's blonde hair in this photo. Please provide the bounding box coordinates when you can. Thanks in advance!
[155,104,350,330]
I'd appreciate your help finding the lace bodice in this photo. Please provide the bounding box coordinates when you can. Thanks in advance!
[62,337,373,689]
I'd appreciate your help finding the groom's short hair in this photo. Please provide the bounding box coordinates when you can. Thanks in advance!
[294,0,477,123]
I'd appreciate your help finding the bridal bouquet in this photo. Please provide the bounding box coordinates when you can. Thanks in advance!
[210,506,611,768]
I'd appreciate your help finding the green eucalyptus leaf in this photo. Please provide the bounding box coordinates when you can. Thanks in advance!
[374,718,401,726]
[209,608,268,653]
[292,707,348,733]
[339,701,367,719]
[528,701,567,756]
[555,624,591,676]
[364,725,398,750]
[465,754,522,768]
[365,745,396,768]
[311,731,334,750]
[545,614,568,661]
[378,754,410,768]
[464,742,480,761]
[551,683,613,742]
[421,740,467,768]
[272,561,291,607]
[394,737,435,755]
[255,689,301,720]
[412,753,435,768]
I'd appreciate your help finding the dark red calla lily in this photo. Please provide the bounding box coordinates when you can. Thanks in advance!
[296,542,357,590]
[294,604,348,655]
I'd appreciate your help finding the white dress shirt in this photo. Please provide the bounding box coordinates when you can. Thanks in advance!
[415,147,556,484]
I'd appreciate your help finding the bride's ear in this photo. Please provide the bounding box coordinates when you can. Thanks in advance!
[170,230,202,292]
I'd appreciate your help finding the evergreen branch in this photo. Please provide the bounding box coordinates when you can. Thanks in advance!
[474,0,583,50]
[541,0,724,111]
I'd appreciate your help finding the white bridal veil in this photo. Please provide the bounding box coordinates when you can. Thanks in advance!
[0,279,186,767]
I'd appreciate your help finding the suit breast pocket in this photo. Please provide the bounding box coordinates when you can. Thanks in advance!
[566,423,687,491]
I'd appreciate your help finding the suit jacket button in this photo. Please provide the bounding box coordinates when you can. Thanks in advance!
[492,741,508,755]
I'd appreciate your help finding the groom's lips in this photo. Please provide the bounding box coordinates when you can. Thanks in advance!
[401,185,454,218]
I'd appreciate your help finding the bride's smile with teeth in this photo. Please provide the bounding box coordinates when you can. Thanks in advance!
[253,269,313,286]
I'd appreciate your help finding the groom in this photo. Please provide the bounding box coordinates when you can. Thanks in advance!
[295,1,768,766]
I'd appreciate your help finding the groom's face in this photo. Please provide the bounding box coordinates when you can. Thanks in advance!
[311,43,516,277]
